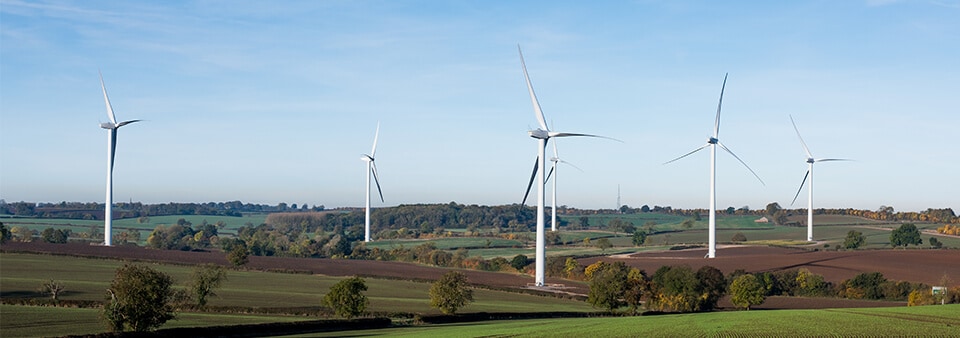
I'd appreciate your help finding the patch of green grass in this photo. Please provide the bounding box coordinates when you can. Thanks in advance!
[361,237,524,250]
[304,304,960,337]
[0,304,305,337]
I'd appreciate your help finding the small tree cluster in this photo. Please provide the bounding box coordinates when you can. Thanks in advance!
[730,274,765,310]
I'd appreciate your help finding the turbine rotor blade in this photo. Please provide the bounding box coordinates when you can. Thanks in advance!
[559,159,584,173]
[109,129,118,171]
[518,45,549,131]
[717,142,765,185]
[117,119,142,128]
[521,156,539,206]
[370,162,384,203]
[816,158,852,162]
[714,73,728,138]
[791,170,810,206]
[664,144,710,165]
[544,165,555,185]
[370,122,380,158]
[99,70,118,125]
[789,115,813,158]
[548,132,622,142]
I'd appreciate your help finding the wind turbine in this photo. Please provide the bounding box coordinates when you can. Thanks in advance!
[518,45,616,286]
[789,115,850,242]
[98,71,141,246]
[664,73,763,258]
[361,123,384,242]
[544,140,584,232]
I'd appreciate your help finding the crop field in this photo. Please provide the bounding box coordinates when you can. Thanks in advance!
[301,304,960,337]
[0,214,267,236]
[361,237,525,250]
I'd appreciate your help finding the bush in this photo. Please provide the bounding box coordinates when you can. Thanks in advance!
[908,289,935,306]
[731,232,747,243]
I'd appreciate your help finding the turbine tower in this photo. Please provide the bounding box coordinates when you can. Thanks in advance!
[789,115,850,242]
[544,140,583,232]
[518,45,616,286]
[664,73,763,258]
[98,71,141,246]
[361,123,383,242]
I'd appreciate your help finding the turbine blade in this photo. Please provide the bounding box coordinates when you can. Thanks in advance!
[110,129,118,172]
[789,115,813,158]
[559,159,584,173]
[518,45,549,131]
[370,122,380,158]
[663,144,710,165]
[544,165,555,185]
[717,142,765,185]
[553,139,559,158]
[714,73,728,138]
[790,170,810,206]
[548,132,622,142]
[816,158,852,162]
[117,119,142,128]
[521,156,539,206]
[371,162,384,203]
[99,70,118,125]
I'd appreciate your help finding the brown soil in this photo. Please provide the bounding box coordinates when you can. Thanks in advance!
[0,242,587,295]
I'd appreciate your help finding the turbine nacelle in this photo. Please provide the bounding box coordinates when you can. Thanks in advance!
[807,158,815,164]
[361,155,374,162]
[708,137,718,144]
[528,129,550,139]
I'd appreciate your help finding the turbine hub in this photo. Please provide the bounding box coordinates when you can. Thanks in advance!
[807,158,815,163]
[361,155,374,162]
[708,137,718,144]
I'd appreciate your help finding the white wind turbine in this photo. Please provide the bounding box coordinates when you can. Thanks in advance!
[544,140,583,232]
[98,71,141,246]
[664,73,763,258]
[518,45,617,286]
[789,115,850,242]
[361,123,384,243]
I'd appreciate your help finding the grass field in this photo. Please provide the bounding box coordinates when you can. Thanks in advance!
[300,304,960,337]
[0,214,267,236]
[0,304,306,338]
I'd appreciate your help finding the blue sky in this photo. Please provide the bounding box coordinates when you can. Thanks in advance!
[1,0,957,212]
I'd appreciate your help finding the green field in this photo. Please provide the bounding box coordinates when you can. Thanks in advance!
[0,214,267,235]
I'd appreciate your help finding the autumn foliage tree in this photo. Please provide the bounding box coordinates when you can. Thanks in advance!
[429,271,474,314]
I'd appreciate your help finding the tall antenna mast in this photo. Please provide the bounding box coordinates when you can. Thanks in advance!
[617,184,621,213]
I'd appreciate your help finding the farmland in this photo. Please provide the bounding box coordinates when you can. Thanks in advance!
[2,210,959,337]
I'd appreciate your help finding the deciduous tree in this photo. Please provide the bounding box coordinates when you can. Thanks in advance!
[189,264,227,307]
[40,279,65,301]
[632,231,647,246]
[322,276,368,318]
[844,230,865,249]
[730,274,766,310]
[587,261,630,311]
[429,271,473,314]
[890,223,922,248]
[103,264,178,332]
[510,254,530,272]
